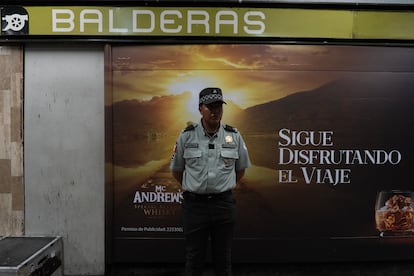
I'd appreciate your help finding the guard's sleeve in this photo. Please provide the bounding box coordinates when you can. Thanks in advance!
[235,133,251,171]
[170,133,185,171]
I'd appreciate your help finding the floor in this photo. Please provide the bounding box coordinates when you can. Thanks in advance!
[107,261,414,276]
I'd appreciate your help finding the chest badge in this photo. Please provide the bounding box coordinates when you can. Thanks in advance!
[225,135,233,143]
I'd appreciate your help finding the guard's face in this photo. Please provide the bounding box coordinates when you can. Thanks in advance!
[200,102,223,125]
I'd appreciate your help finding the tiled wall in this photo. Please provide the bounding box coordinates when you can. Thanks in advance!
[0,46,24,235]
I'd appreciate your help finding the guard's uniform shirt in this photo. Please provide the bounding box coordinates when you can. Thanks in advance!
[170,122,251,194]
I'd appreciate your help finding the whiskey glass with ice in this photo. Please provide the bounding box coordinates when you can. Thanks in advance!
[375,190,414,237]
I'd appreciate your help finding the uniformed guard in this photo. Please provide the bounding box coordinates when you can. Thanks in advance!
[170,87,251,276]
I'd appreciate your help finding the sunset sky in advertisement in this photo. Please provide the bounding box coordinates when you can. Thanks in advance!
[112,45,341,110]
[111,44,414,114]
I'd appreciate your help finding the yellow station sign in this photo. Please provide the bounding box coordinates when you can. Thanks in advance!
[1,6,414,40]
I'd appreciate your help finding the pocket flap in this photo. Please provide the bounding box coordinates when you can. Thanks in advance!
[221,150,239,159]
[184,149,202,158]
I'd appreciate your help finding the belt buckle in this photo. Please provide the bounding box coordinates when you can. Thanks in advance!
[207,195,213,199]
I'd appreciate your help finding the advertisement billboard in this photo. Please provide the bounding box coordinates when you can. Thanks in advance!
[107,44,414,262]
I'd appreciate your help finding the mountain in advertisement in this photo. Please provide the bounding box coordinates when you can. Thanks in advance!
[239,74,414,149]
[108,74,414,169]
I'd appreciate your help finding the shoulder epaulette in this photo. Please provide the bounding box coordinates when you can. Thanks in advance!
[224,124,238,133]
[183,123,197,132]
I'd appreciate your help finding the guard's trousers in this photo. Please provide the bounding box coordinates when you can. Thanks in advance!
[182,190,236,276]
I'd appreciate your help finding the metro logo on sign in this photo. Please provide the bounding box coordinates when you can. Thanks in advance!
[1,6,29,35]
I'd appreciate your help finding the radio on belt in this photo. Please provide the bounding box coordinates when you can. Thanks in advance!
[0,236,63,276]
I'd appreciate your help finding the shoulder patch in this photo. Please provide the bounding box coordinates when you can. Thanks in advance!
[183,123,197,132]
[224,124,238,133]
